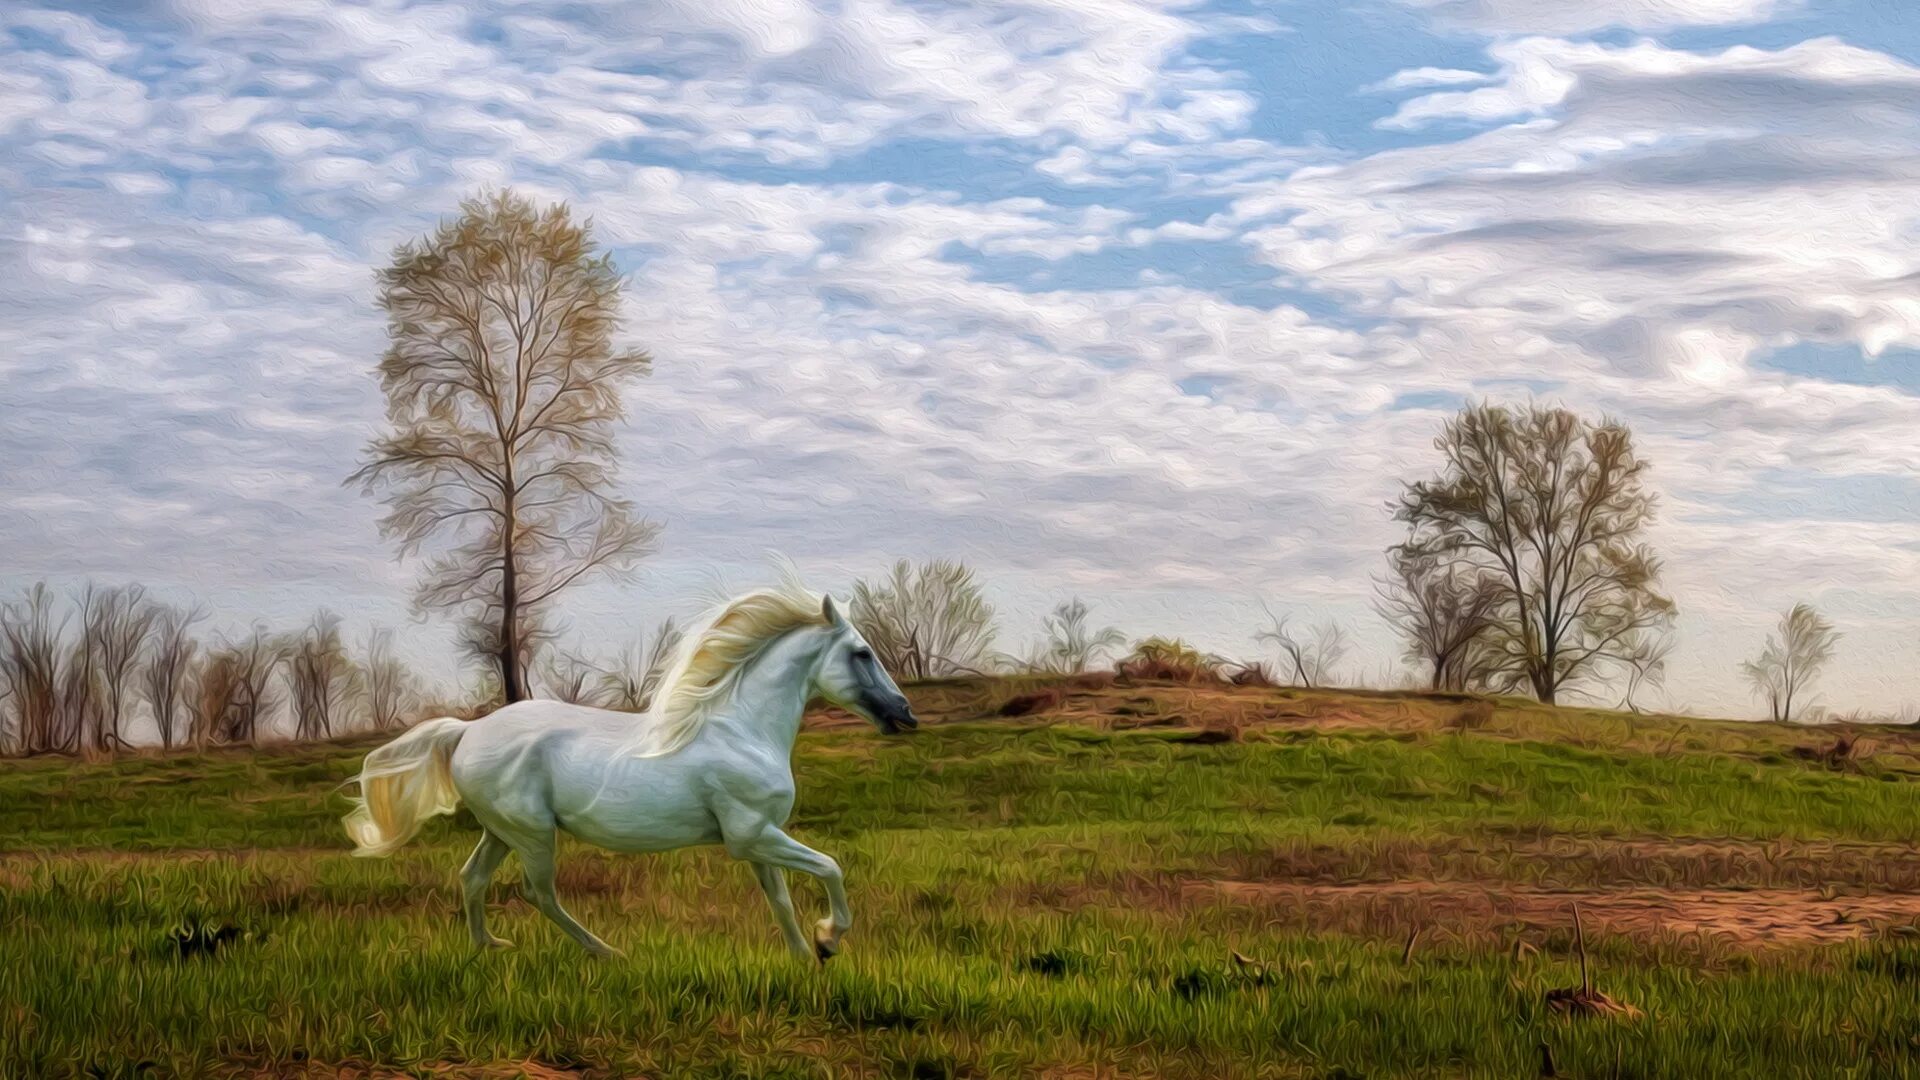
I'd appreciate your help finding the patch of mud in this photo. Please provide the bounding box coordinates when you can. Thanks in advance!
[1190,879,1920,947]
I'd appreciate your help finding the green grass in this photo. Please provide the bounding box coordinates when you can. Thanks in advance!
[4,681,1920,1077]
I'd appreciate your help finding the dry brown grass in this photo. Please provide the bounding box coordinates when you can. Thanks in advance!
[822,675,1920,777]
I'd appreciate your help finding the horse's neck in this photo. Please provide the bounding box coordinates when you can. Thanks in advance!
[707,628,826,753]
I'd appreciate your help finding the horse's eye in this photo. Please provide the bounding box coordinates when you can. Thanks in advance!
[852,647,873,661]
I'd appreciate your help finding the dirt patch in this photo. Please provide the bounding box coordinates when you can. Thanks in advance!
[226,1059,588,1079]
[1190,879,1920,947]
[1217,836,1920,893]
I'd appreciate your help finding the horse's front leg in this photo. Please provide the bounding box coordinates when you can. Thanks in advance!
[750,862,812,959]
[726,822,852,962]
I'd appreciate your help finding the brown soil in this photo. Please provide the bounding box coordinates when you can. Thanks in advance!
[1189,878,1920,947]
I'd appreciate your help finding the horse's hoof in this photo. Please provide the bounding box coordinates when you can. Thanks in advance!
[588,944,626,960]
[812,922,840,964]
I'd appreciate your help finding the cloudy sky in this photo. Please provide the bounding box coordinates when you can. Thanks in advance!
[5,0,1919,716]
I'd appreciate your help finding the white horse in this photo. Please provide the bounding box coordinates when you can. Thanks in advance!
[341,581,918,961]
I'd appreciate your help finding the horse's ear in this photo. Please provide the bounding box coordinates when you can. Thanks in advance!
[821,594,842,625]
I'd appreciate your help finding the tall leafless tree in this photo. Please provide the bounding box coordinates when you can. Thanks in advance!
[192,627,283,746]
[56,588,102,755]
[289,612,361,740]
[143,602,204,749]
[0,584,68,755]
[1375,544,1503,693]
[1256,609,1350,689]
[82,584,159,754]
[350,190,660,702]
[850,559,998,680]
[362,628,417,731]
[1742,603,1839,723]
[1394,402,1674,705]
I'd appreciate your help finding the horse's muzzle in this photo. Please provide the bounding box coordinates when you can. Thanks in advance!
[876,698,919,734]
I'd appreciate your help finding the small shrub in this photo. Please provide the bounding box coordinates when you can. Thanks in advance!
[1117,638,1220,683]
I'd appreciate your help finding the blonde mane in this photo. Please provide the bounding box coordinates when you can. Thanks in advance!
[622,580,830,758]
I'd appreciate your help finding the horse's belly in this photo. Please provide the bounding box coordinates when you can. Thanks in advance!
[547,752,724,853]
[557,790,723,853]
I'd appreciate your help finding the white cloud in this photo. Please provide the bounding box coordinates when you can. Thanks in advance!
[1361,66,1493,92]
[1397,0,1800,35]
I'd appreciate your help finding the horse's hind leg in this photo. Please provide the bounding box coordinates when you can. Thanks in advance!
[461,831,514,950]
[515,831,622,958]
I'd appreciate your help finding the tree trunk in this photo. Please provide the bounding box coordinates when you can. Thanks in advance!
[1533,666,1557,706]
[499,557,524,703]
[497,470,527,702]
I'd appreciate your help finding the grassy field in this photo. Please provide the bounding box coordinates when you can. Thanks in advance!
[4,678,1920,1078]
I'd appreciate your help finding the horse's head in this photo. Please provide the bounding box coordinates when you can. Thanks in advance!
[813,595,918,734]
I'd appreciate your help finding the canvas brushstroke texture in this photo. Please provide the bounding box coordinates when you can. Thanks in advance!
[3,1,1919,1076]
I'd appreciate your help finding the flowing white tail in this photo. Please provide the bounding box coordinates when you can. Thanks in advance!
[343,717,468,857]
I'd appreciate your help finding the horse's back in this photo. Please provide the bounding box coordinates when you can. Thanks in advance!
[448,701,624,818]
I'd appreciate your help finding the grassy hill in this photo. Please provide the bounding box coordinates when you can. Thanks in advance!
[3,678,1919,1077]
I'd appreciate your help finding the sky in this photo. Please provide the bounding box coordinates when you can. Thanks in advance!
[4,0,1919,718]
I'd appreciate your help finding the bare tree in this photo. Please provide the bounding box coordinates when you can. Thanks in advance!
[1616,628,1673,714]
[1040,598,1125,674]
[143,602,205,749]
[537,649,603,706]
[0,584,68,755]
[350,190,660,703]
[289,612,361,740]
[192,627,283,746]
[1374,544,1503,692]
[1256,609,1350,689]
[850,559,998,680]
[598,616,683,712]
[1003,598,1126,674]
[1742,603,1839,723]
[362,628,418,731]
[1394,402,1674,705]
[56,588,102,755]
[81,584,160,753]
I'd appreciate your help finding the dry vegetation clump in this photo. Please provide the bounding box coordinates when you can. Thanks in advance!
[1790,732,1866,771]
[1116,638,1221,683]
[1544,905,1642,1020]
[997,687,1065,717]
[1229,661,1275,687]
[1450,699,1495,732]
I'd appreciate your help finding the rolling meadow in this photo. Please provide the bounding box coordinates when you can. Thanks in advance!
[5,677,1920,1078]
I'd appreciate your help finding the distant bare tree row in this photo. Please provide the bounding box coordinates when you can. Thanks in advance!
[0,583,426,757]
